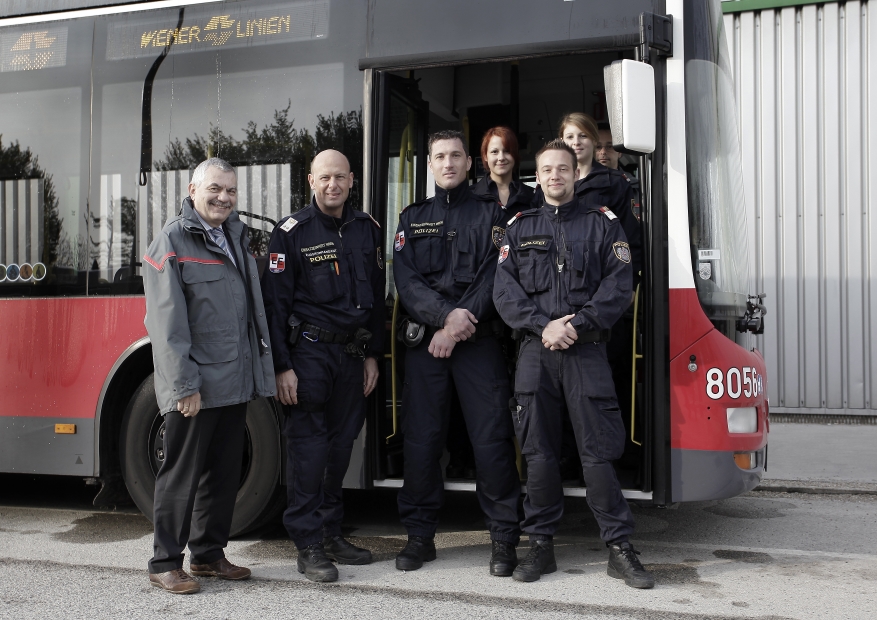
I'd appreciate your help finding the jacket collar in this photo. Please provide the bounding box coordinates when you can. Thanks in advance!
[180,196,244,240]
[311,196,352,228]
[541,196,578,220]
[433,181,469,207]
[575,160,611,193]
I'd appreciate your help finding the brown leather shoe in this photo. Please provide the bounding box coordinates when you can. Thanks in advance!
[149,569,201,594]
[189,557,251,580]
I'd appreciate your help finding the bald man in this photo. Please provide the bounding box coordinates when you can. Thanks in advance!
[261,150,385,583]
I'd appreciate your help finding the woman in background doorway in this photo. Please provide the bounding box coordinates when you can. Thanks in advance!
[471,126,534,212]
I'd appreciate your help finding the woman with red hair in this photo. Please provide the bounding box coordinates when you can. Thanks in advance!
[471,126,534,212]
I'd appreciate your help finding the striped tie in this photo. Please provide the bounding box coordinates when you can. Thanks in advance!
[208,227,237,267]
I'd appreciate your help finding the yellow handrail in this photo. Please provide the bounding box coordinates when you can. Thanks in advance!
[386,294,401,442]
[630,283,643,446]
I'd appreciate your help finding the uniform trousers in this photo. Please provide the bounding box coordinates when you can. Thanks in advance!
[149,402,248,574]
[397,335,521,543]
[282,340,366,549]
[513,335,634,543]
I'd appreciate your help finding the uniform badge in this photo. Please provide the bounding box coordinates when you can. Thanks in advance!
[498,244,510,264]
[269,253,286,273]
[613,241,631,263]
[699,262,712,280]
[506,211,523,226]
[631,199,642,222]
[280,217,298,233]
[376,246,384,269]
[599,206,618,221]
[394,231,405,251]
[492,226,505,250]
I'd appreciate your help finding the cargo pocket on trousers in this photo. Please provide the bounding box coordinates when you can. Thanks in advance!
[595,400,626,461]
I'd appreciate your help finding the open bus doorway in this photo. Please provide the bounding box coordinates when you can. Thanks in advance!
[371,50,651,498]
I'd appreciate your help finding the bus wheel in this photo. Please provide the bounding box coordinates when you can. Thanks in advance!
[119,374,285,536]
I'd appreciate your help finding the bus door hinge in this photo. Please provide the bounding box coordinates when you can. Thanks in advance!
[639,12,673,63]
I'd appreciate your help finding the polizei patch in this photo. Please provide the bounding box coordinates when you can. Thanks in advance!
[269,253,285,273]
[613,241,631,263]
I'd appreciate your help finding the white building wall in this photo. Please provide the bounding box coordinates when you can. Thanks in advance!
[724,2,876,415]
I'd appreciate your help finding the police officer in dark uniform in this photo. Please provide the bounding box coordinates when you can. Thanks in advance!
[261,149,385,583]
[393,130,521,576]
[494,140,654,588]
[596,120,642,224]
[471,126,535,212]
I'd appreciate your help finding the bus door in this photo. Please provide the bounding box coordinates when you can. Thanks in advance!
[368,71,429,486]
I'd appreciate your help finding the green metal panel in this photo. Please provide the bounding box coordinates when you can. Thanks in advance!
[722,0,839,13]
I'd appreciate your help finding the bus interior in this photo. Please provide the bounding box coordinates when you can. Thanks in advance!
[371,50,651,496]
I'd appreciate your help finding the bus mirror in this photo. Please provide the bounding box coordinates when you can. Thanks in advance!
[603,59,656,154]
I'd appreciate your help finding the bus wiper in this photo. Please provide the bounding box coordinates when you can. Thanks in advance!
[737,293,767,334]
[237,211,277,228]
[139,7,185,186]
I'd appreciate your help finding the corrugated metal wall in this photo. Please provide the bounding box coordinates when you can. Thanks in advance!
[724,2,876,415]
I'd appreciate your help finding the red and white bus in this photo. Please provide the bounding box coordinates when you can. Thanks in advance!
[0,0,767,534]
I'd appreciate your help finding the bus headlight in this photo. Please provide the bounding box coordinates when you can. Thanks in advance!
[727,407,757,433]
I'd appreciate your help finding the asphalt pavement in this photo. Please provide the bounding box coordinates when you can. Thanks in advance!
[1,421,876,620]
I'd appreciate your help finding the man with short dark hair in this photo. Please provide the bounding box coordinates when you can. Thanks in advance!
[261,149,385,583]
[392,130,521,576]
[494,140,654,588]
[144,157,276,594]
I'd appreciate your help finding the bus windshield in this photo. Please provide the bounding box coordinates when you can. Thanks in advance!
[684,1,750,324]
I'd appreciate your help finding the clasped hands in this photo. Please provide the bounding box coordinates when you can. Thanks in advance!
[541,314,578,351]
[428,308,477,359]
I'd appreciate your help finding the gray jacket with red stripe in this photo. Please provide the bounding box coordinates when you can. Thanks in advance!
[143,197,276,414]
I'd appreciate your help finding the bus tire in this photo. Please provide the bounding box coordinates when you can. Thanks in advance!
[119,374,285,537]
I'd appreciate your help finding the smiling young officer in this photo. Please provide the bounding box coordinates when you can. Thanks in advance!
[392,130,521,576]
[493,140,654,588]
[261,149,385,583]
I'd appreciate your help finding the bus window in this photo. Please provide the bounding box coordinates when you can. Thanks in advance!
[0,18,94,297]
[90,0,367,293]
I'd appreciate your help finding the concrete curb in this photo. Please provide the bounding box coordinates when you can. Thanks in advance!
[754,480,877,496]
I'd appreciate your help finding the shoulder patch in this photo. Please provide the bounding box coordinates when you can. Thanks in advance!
[613,241,631,264]
[280,217,299,233]
[631,199,642,222]
[492,226,505,250]
[269,253,286,273]
[394,231,405,251]
[599,206,618,221]
[498,244,510,264]
[376,246,384,269]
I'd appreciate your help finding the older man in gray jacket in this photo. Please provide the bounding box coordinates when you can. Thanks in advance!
[143,157,275,594]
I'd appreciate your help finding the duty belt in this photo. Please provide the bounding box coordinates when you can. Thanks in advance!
[301,323,353,344]
[426,319,505,342]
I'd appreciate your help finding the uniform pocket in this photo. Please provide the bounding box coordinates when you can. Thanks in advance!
[411,233,444,273]
[451,228,476,284]
[513,336,541,394]
[595,400,626,461]
[308,261,344,303]
[517,242,553,294]
[350,247,375,309]
[181,262,225,284]
[568,241,590,306]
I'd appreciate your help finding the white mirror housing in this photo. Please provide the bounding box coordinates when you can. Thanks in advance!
[603,59,656,154]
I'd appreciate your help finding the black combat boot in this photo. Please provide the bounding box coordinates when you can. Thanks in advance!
[607,541,655,589]
[296,543,339,583]
[512,537,556,582]
[323,535,373,565]
[395,536,437,571]
[489,540,518,577]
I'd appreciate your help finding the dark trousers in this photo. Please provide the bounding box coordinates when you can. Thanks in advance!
[149,402,247,574]
[397,335,521,543]
[513,336,634,543]
[282,340,366,549]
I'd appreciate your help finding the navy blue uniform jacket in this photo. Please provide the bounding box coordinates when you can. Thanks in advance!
[470,175,536,212]
[493,198,633,336]
[393,182,505,327]
[261,200,385,371]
